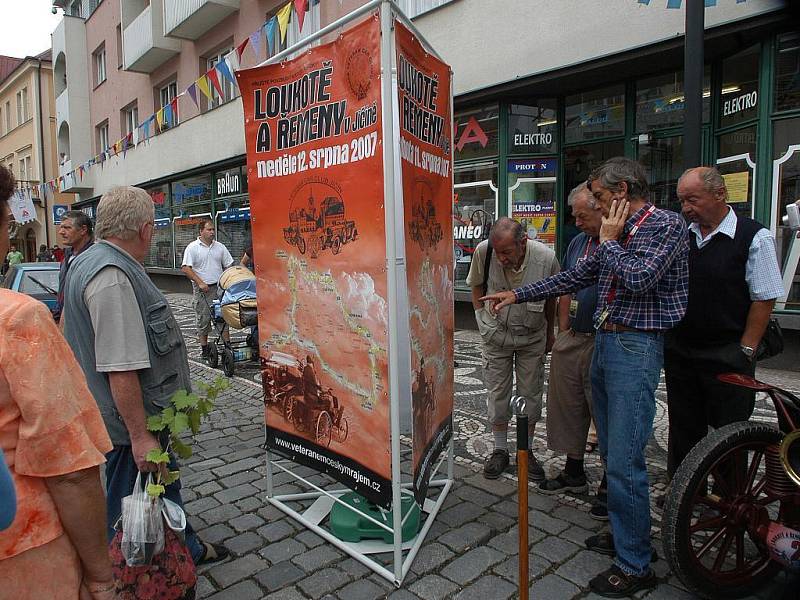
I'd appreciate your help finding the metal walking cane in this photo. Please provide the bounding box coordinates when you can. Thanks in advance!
[511,395,529,600]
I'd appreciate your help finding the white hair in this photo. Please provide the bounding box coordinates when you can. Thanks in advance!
[95,186,154,241]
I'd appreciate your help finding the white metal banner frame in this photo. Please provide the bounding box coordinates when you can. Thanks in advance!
[258,0,454,587]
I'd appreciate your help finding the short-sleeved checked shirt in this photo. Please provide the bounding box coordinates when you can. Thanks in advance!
[514,204,689,331]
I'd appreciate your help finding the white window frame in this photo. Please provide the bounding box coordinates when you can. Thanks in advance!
[123,104,139,136]
[18,155,32,182]
[206,47,236,110]
[97,121,109,152]
[16,88,29,125]
[159,81,178,130]
[94,46,107,86]
[4,101,10,133]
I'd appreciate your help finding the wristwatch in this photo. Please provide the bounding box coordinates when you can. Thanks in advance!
[740,345,755,359]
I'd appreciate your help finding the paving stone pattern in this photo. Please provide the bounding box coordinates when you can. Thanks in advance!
[167,294,793,599]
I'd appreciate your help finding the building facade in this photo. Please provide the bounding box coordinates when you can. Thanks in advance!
[0,51,73,260]
[53,0,799,324]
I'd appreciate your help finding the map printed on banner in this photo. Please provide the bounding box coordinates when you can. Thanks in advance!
[237,14,393,507]
[395,19,455,506]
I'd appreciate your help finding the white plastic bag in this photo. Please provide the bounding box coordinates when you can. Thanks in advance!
[120,472,164,566]
[161,497,187,543]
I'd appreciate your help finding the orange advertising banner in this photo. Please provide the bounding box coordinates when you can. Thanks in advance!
[236,15,391,507]
[395,20,455,505]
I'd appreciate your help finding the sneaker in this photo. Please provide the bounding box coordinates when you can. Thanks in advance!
[590,491,609,521]
[527,451,545,483]
[538,471,588,495]
[196,541,230,566]
[483,449,510,479]
[589,565,657,598]
[586,532,659,562]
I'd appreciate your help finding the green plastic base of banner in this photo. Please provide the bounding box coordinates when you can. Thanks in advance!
[329,491,421,543]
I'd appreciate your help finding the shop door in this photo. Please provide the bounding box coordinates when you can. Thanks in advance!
[453,179,497,288]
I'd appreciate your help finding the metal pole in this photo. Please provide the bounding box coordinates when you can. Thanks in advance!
[511,396,529,600]
[683,0,704,169]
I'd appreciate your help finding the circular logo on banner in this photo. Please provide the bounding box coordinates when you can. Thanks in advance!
[54,206,67,222]
[346,48,373,100]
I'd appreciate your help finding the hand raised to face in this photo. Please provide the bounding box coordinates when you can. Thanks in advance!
[599,198,630,244]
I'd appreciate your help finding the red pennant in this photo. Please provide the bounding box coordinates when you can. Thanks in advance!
[294,0,309,31]
[236,38,249,61]
[207,68,225,98]
[170,97,178,124]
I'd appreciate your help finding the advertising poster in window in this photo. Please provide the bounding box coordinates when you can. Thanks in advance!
[237,15,391,507]
[395,19,455,505]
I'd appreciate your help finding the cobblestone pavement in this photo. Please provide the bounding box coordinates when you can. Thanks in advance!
[167,293,797,599]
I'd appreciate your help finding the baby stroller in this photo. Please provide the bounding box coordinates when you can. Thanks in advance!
[203,266,259,377]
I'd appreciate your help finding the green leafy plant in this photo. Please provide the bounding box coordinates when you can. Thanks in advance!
[144,377,229,498]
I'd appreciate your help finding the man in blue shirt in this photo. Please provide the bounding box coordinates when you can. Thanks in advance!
[539,184,602,496]
[482,157,689,597]
[666,167,784,477]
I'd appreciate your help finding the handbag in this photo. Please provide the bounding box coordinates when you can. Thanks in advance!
[756,318,784,361]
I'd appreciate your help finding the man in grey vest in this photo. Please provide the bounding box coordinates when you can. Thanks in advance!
[467,217,558,480]
[62,186,229,566]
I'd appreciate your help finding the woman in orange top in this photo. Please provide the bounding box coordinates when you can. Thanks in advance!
[0,165,117,599]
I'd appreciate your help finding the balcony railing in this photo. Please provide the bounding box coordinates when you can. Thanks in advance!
[164,0,239,40]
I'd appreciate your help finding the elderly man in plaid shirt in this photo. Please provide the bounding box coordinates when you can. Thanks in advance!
[483,157,689,597]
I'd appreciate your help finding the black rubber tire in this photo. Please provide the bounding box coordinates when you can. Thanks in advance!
[662,422,783,599]
[316,411,332,448]
[208,344,219,368]
[222,348,235,377]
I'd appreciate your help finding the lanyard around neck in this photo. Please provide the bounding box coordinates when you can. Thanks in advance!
[605,204,656,304]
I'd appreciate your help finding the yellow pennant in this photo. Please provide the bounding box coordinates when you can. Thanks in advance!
[277,2,292,43]
[196,75,213,101]
[155,107,164,130]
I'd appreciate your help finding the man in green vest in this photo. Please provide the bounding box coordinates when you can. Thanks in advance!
[467,217,558,481]
[5,244,23,267]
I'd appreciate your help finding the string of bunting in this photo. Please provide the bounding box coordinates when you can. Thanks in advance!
[17,0,324,205]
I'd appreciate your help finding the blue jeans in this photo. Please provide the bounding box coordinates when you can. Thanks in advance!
[591,330,663,577]
[105,445,204,563]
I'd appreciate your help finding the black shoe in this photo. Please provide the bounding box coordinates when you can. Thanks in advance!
[586,532,659,562]
[196,541,230,566]
[590,492,609,521]
[200,345,210,359]
[527,450,545,483]
[483,449,509,479]
[538,471,588,495]
[589,565,657,598]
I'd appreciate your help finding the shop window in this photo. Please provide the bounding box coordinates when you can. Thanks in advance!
[216,202,251,266]
[144,184,173,270]
[454,105,498,162]
[508,159,558,249]
[565,84,624,144]
[171,174,212,207]
[719,45,760,129]
[508,102,558,155]
[717,126,757,218]
[772,117,800,310]
[638,136,683,214]
[775,32,800,112]
[453,162,497,288]
[635,69,710,133]
[563,141,624,252]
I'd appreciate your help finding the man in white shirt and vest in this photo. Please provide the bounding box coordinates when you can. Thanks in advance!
[466,217,558,481]
[181,218,234,359]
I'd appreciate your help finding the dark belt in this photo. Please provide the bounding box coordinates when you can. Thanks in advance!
[600,322,650,334]
[569,329,595,338]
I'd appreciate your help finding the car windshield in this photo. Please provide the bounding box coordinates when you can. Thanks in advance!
[19,270,60,295]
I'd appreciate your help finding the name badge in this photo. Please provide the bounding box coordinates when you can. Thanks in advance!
[569,299,579,318]
[595,307,610,330]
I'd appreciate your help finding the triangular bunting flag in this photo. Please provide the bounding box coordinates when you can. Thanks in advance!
[164,103,173,128]
[216,58,236,87]
[207,68,225,98]
[277,2,292,43]
[224,49,240,74]
[132,127,139,147]
[236,38,249,62]
[170,97,178,124]
[196,75,213,101]
[249,29,262,58]
[294,0,308,32]
[79,165,84,180]
[186,82,199,108]
[155,107,164,130]
[265,18,277,55]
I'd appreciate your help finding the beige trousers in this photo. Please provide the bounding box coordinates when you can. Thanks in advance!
[482,340,546,426]
[546,329,595,456]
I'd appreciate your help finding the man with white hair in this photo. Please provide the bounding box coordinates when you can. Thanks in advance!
[62,186,229,566]
[666,166,784,477]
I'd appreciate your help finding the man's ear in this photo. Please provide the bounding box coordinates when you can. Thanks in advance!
[617,181,629,197]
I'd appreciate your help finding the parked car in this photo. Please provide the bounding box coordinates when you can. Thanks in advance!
[1,262,60,314]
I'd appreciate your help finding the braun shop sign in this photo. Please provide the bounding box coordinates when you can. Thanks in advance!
[216,169,244,197]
